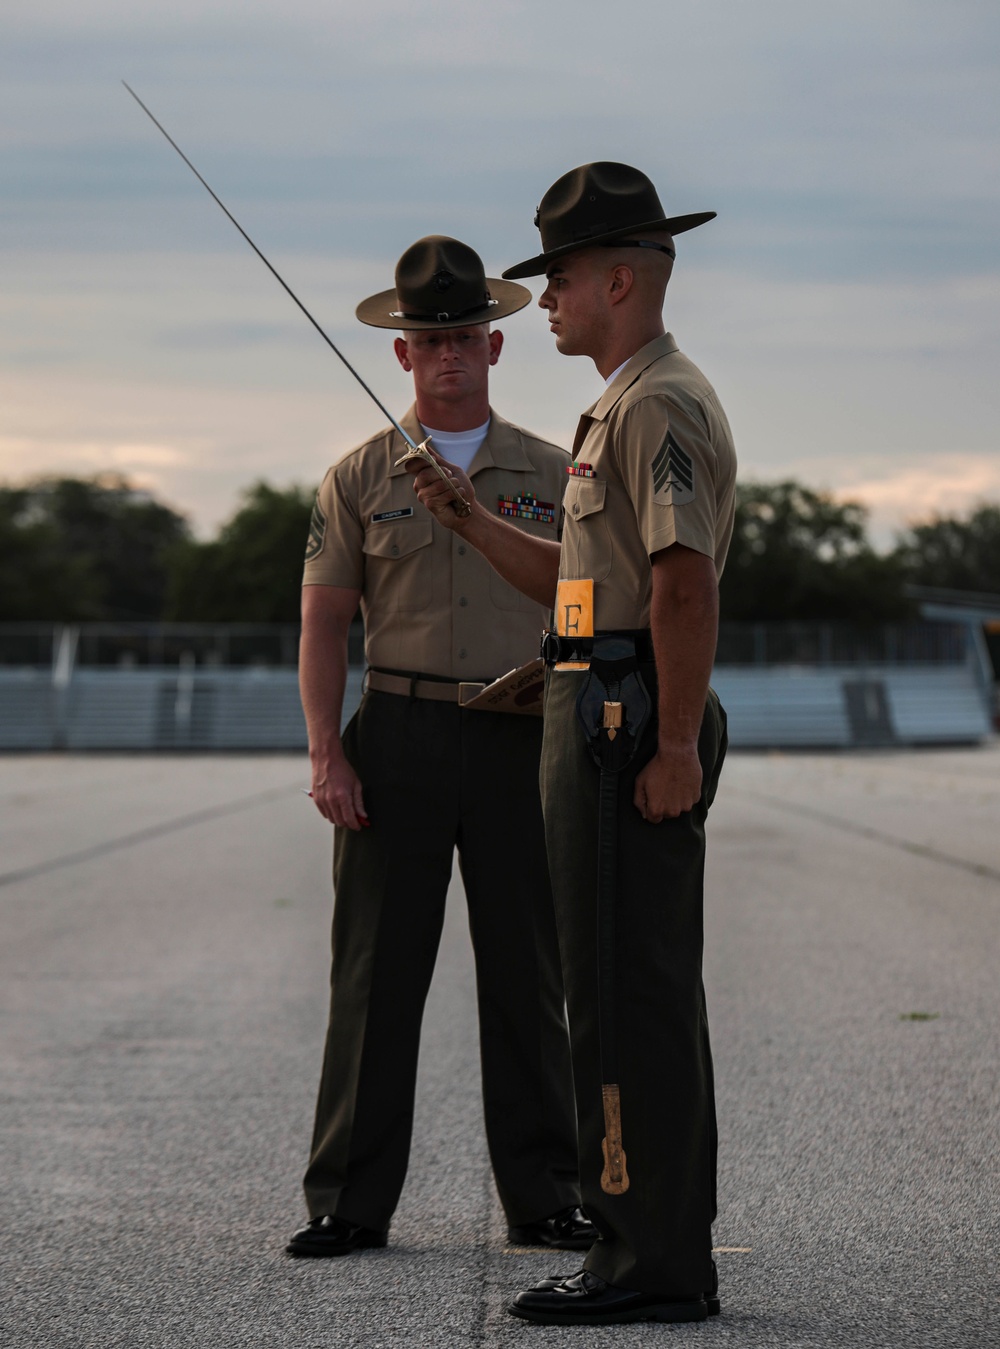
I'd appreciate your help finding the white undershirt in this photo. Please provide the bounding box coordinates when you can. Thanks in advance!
[419,418,491,473]
[604,359,630,387]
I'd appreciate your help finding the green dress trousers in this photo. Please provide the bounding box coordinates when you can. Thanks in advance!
[540,664,727,1293]
[303,687,580,1231]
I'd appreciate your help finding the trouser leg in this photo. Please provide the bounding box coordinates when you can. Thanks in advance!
[540,666,727,1293]
[303,692,459,1229]
[456,710,580,1225]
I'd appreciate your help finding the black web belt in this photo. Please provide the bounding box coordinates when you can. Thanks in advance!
[541,628,654,667]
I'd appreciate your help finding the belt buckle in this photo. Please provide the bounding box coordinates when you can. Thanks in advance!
[458,681,486,706]
[540,630,562,666]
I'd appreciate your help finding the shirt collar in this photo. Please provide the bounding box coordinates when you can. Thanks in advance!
[584,332,680,422]
[388,405,534,476]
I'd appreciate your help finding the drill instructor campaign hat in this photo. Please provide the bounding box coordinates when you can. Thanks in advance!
[501,162,715,280]
[356,235,531,330]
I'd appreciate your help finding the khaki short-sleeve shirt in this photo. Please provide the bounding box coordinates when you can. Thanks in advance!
[304,405,568,679]
[560,333,737,631]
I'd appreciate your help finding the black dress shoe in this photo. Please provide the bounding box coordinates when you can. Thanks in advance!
[507,1205,597,1250]
[285,1214,387,1257]
[529,1260,721,1316]
[507,1269,708,1325]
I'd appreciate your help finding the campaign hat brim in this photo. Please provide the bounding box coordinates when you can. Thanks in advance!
[501,211,716,280]
[356,277,531,330]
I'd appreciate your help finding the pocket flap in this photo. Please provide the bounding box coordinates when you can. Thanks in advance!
[565,477,607,521]
[362,516,433,560]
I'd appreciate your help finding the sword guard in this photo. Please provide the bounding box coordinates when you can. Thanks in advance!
[600,1084,630,1195]
[394,437,472,517]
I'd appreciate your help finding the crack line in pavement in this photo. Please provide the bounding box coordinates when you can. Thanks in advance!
[0,783,303,890]
[746,791,1000,885]
[468,1153,498,1345]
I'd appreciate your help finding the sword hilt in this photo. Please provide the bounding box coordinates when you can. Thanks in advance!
[394,437,472,517]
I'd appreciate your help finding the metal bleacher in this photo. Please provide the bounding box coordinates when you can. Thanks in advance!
[712,669,852,747]
[0,621,994,752]
[711,666,992,748]
[0,672,57,749]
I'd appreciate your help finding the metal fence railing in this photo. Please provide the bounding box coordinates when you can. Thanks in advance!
[0,619,977,674]
[713,621,972,667]
[0,622,364,671]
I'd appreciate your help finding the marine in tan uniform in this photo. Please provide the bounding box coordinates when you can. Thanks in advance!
[286,236,593,1258]
[408,166,736,1324]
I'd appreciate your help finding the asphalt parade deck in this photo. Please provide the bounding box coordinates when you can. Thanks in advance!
[2,746,998,1348]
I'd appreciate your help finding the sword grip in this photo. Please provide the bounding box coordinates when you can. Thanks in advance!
[600,1084,630,1195]
[394,439,472,517]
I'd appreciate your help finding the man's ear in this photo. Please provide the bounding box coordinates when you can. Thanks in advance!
[488,329,504,366]
[608,264,635,306]
[393,336,412,371]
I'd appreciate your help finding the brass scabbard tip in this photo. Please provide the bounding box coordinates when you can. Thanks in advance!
[600,1084,630,1194]
[601,1136,630,1194]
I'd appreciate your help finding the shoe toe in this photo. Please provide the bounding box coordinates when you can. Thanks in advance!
[507,1205,597,1250]
[285,1214,386,1257]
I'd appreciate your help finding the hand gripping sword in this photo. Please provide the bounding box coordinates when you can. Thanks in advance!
[122,82,471,516]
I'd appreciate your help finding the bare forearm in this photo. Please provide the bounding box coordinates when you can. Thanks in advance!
[299,586,367,829]
[408,457,561,606]
[649,556,718,751]
[299,608,350,767]
[454,500,562,607]
[633,547,717,821]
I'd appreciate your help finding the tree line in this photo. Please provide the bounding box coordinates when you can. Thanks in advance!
[1,473,997,624]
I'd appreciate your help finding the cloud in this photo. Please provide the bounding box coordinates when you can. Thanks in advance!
[838,456,1000,542]
[4,245,998,543]
[2,0,998,544]
[4,1,997,276]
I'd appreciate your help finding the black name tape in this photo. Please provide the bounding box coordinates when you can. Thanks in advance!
[371,507,414,523]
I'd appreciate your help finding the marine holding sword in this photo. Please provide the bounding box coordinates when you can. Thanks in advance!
[408,163,738,1325]
[287,236,595,1258]
[122,89,727,1310]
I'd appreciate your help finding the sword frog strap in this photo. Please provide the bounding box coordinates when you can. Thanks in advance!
[575,636,652,773]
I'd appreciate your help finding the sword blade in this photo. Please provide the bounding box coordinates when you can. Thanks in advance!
[122,81,419,451]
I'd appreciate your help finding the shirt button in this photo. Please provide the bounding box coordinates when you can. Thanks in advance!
[459,649,467,659]
[390,544,400,556]
[459,596,468,607]
[572,503,580,516]
[457,545,466,556]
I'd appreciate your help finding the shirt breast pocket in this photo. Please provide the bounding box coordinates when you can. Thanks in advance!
[362,517,434,610]
[563,477,612,582]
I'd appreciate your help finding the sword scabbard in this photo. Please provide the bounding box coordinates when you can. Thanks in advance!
[577,640,650,1199]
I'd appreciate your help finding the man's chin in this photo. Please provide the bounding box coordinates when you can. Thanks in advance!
[553,333,584,357]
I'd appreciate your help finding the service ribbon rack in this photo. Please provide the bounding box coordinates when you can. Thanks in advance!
[567,461,596,478]
[498,492,556,525]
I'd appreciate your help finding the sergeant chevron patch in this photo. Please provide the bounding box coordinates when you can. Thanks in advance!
[651,431,695,506]
[304,498,327,560]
